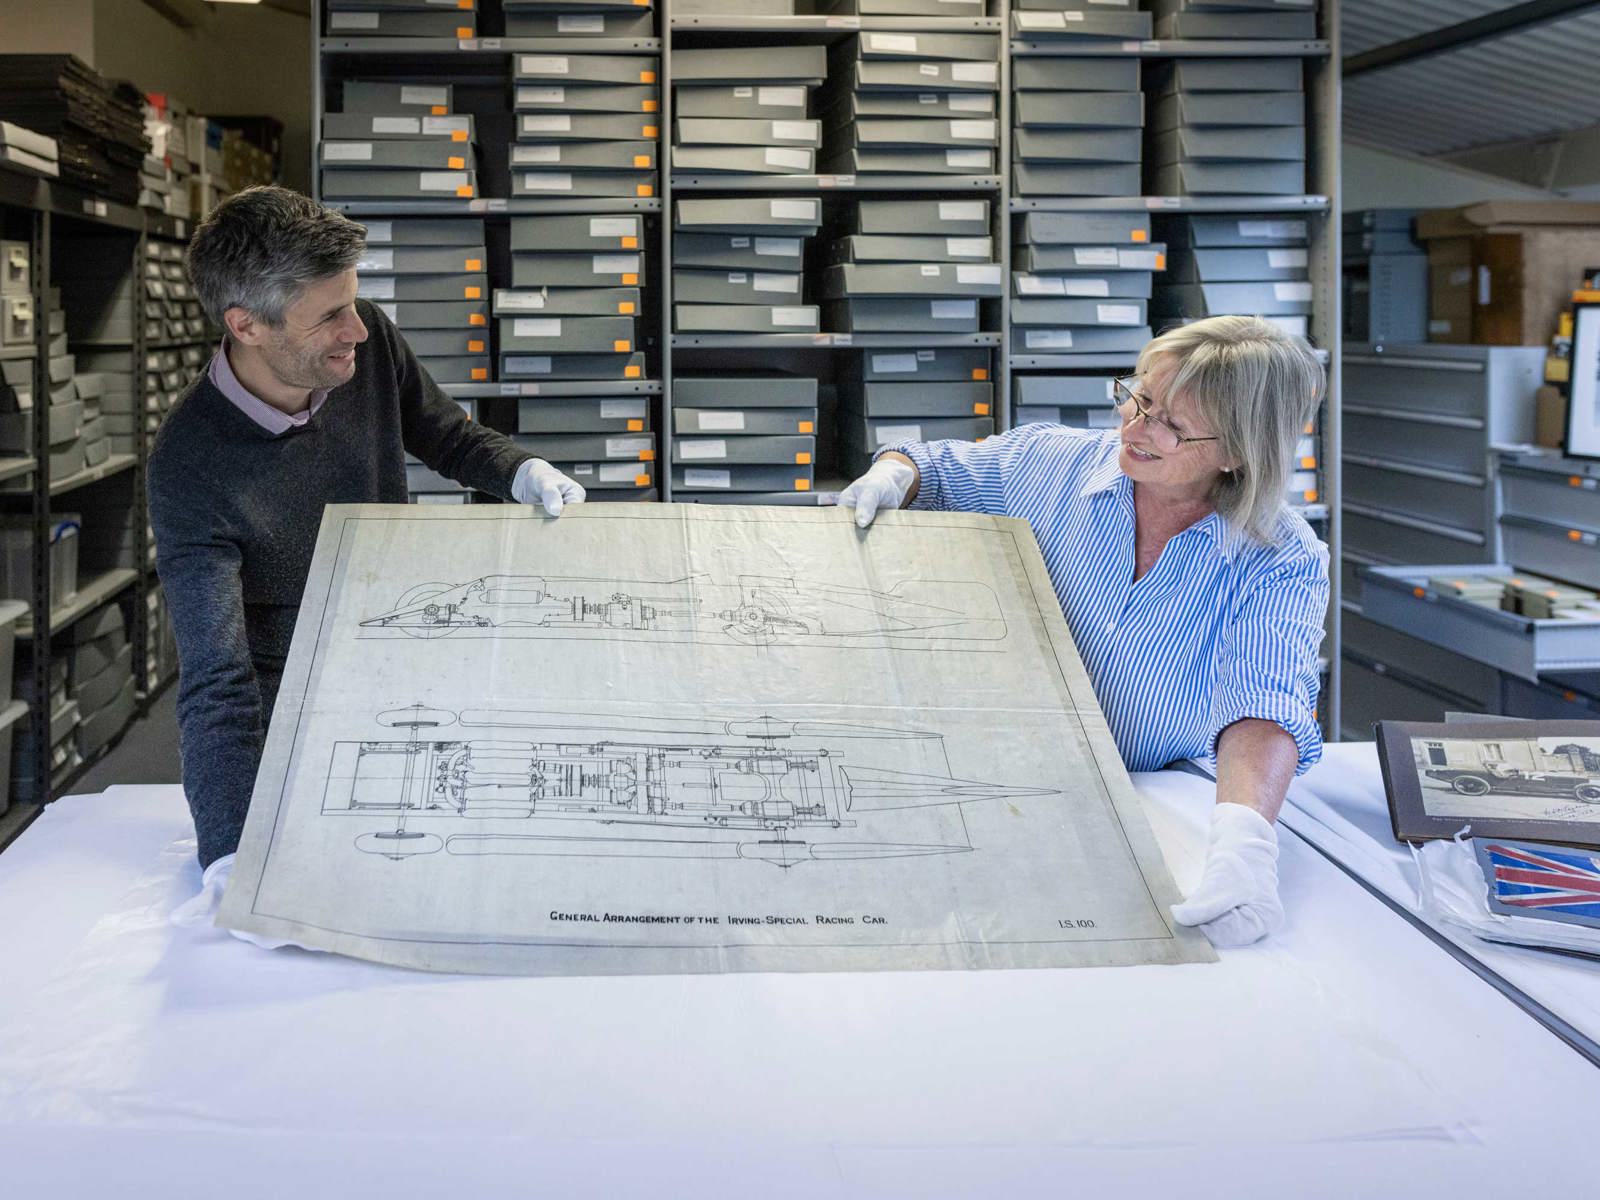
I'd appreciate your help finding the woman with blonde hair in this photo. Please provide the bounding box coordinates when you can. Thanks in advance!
[839,315,1329,948]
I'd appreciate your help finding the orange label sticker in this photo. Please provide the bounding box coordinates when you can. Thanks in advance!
[640,449,656,462]
[624,365,642,378]
[465,258,482,271]
[618,302,636,314]
[464,286,482,299]
[795,479,811,491]
[635,474,650,487]
[456,0,471,8]
[798,420,814,434]
[1572,476,1585,487]
[451,129,468,143]
[471,367,488,381]
[640,70,657,84]
[627,419,644,432]
[1413,587,1426,598]
[1303,421,1314,434]
[643,100,659,113]
[1155,254,1167,270]
[431,105,448,116]
[468,339,485,352]
[636,184,654,197]
[1131,229,1148,243]
[613,339,632,352]
[455,185,474,197]
[1300,455,1315,469]
[972,368,989,381]
[790,452,808,465]
[622,273,639,285]
[643,125,659,139]
[456,26,472,38]
[1572,529,1584,541]
[469,313,486,326]
[974,403,990,416]
[1566,690,1580,702]
[448,156,465,170]
[632,155,651,168]
[621,236,638,249]
[1304,489,1319,502]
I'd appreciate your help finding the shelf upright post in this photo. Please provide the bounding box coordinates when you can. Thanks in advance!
[1311,0,1343,730]
[29,208,51,801]
[132,225,151,711]
[997,0,1012,432]
[660,10,674,501]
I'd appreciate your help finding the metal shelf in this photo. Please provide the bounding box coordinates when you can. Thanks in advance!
[670,174,1001,192]
[15,568,139,641]
[671,15,1001,33]
[1009,354,1137,371]
[672,333,1002,350]
[145,212,193,242]
[444,380,662,398]
[48,453,137,497]
[1009,195,1330,213]
[1010,38,1331,58]
[329,198,662,216]
[0,457,34,484]
[322,37,662,54]
[0,164,143,233]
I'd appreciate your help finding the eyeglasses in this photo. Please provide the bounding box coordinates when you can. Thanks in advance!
[1111,376,1218,454]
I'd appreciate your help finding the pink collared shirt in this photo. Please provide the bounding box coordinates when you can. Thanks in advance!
[208,341,329,434]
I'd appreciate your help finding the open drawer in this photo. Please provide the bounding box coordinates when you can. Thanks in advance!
[1359,563,1600,682]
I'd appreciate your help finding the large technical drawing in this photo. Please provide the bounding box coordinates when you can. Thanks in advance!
[328,706,1053,867]
[358,573,1006,648]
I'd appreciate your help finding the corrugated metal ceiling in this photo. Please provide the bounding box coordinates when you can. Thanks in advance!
[1342,1,1600,156]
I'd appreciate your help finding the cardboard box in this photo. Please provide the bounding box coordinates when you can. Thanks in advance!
[672,376,818,408]
[511,214,642,252]
[321,113,474,141]
[403,330,491,358]
[1151,126,1306,163]
[1014,270,1153,299]
[832,91,996,119]
[1013,91,1143,129]
[1011,298,1148,327]
[1014,163,1142,196]
[850,415,994,448]
[371,300,488,329]
[1149,92,1303,131]
[322,140,477,170]
[1011,10,1151,38]
[355,246,487,274]
[671,463,815,492]
[513,83,660,114]
[1166,247,1309,283]
[1014,375,1119,407]
[675,85,810,120]
[856,346,991,382]
[673,407,817,436]
[1149,161,1305,196]
[1019,212,1151,245]
[859,381,992,418]
[1154,281,1314,317]
[531,432,655,461]
[835,116,999,149]
[1017,325,1150,354]
[674,197,821,233]
[1013,128,1142,163]
[1012,58,1138,92]
[1154,11,1316,39]
[356,273,488,302]
[1160,215,1309,247]
[846,60,999,91]
[504,11,653,37]
[320,169,476,199]
[516,112,659,141]
[340,82,453,113]
[1,241,28,297]
[514,54,663,87]
[850,30,997,62]
[673,434,815,465]
[325,8,473,37]
[517,397,651,434]
[414,355,491,384]
[673,232,806,270]
[1153,58,1303,93]
[821,262,1002,298]
[672,270,803,304]
[501,352,647,381]
[511,170,657,199]
[510,251,645,288]
[498,315,637,353]
[671,46,827,86]
[671,146,815,174]
[826,297,979,333]
[828,234,993,263]
[673,304,820,333]
[494,287,641,317]
[675,117,821,148]
[821,147,995,175]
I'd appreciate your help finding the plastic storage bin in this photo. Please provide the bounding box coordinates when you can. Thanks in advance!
[0,514,79,607]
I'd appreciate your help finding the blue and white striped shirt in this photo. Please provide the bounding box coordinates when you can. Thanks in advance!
[885,425,1329,775]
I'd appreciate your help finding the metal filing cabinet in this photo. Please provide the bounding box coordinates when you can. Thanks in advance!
[1340,603,1502,740]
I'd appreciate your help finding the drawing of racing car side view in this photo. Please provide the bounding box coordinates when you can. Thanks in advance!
[1423,768,1600,803]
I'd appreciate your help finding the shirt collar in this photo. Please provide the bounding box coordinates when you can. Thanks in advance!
[209,341,328,436]
[1079,435,1237,562]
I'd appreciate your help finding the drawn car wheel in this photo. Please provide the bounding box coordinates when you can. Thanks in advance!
[390,584,457,639]
[1450,775,1491,796]
[1575,783,1600,804]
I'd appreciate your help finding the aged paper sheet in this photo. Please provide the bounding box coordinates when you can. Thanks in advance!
[219,504,1214,973]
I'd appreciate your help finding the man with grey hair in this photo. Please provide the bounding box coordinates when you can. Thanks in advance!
[152,186,584,924]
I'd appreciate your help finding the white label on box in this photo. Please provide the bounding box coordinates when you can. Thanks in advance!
[599,464,640,484]
[733,86,754,98]
[951,62,998,83]
[419,171,469,191]
[1267,248,1308,269]
[730,236,751,248]
[356,248,394,271]
[1123,251,1161,270]
[401,86,448,107]
[725,272,749,284]
[872,353,918,374]
[361,220,393,243]
[357,277,395,300]
[950,120,996,140]
[771,122,814,143]
[601,400,646,419]
[324,142,373,163]
[697,411,746,432]
[1026,330,1073,348]
[870,33,918,52]
[593,254,641,274]
[507,356,553,375]
[524,114,573,133]
[753,273,797,294]
[684,469,731,489]
[1274,282,1313,302]
[765,147,812,169]
[946,149,989,168]
[920,264,942,277]
[559,13,604,32]
[956,264,1000,285]
[421,116,468,136]
[938,201,984,222]
[1064,278,1111,298]
[754,237,801,257]
[770,199,818,221]
[329,11,379,28]
[499,292,545,310]
[515,145,563,164]
[1018,275,1064,296]
[946,237,989,257]
[520,86,565,104]
[677,439,727,461]
[377,304,398,323]
[372,117,419,135]
[1477,266,1492,306]
[521,56,569,75]
[758,86,804,107]
[607,436,652,457]
[590,217,637,238]
[1073,247,1119,267]
[949,95,992,113]
[919,63,941,77]
[514,319,561,338]
[1098,304,1141,324]
[918,93,938,105]
[931,300,975,319]
[875,424,921,445]
[570,463,594,476]
[771,307,814,326]
[1238,219,1304,239]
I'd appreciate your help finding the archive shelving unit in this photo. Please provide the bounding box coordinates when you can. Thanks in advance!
[313,0,1343,726]
[0,168,195,804]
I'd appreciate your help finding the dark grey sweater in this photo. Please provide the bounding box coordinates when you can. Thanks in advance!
[148,300,531,868]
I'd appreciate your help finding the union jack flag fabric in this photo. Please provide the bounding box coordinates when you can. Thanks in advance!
[1477,840,1600,929]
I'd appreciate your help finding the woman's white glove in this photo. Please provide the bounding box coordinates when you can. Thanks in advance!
[1170,803,1284,948]
[837,457,916,528]
[170,852,321,953]
[512,458,587,515]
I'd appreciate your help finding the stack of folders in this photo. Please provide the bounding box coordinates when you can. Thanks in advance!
[1150,0,1318,40]
[405,397,476,503]
[324,0,478,38]
[1010,0,1152,40]
[8,289,88,486]
[0,121,59,179]
[1012,375,1123,430]
[671,45,825,177]
[857,0,984,13]
[1011,57,1142,198]
[66,604,137,761]
[672,197,821,334]
[1011,211,1156,359]
[320,81,479,202]
[819,32,1000,177]
[838,347,994,475]
[511,52,661,200]
[822,198,999,335]
[0,56,148,202]
[1148,58,1307,196]
[75,349,138,458]
[671,375,818,501]
[503,214,647,383]
[516,389,657,505]
[503,0,656,38]
[356,218,489,385]
[140,240,206,345]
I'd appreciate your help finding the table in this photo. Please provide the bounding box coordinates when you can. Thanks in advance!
[0,777,1592,1198]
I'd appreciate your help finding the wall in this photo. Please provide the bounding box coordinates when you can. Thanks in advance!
[0,0,94,60]
[1342,140,1556,211]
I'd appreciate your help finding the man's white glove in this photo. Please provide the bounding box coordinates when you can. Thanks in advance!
[169,853,320,953]
[512,458,586,516]
[837,457,916,528]
[1170,803,1283,948]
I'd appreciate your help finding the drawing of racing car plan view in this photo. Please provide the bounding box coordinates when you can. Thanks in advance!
[220,504,1213,975]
